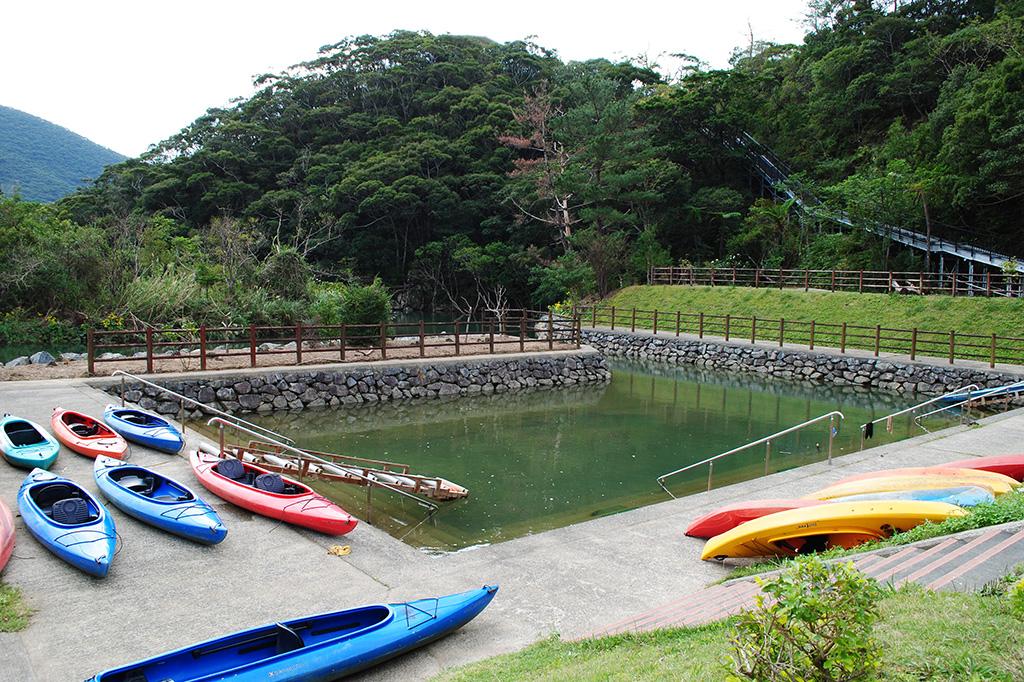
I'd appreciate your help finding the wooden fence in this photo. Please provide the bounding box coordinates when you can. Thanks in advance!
[649,266,1024,298]
[87,310,581,375]
[575,304,1024,368]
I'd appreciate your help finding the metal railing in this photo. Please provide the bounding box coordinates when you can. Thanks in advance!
[206,417,439,514]
[112,369,292,444]
[913,379,1024,430]
[657,411,845,497]
[857,384,980,449]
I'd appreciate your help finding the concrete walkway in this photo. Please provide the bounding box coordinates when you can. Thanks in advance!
[0,377,1022,680]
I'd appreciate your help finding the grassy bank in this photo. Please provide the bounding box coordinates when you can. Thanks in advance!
[601,286,1024,338]
[438,587,1024,681]
[0,582,29,631]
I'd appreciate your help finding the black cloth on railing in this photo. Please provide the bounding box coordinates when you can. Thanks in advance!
[863,421,874,439]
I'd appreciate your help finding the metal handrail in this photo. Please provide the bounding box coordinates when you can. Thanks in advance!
[112,369,292,444]
[913,379,1024,428]
[205,417,438,513]
[857,384,979,449]
[656,411,845,497]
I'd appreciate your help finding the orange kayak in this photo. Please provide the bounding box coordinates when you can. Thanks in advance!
[51,407,129,459]
[0,498,13,573]
[942,455,1024,482]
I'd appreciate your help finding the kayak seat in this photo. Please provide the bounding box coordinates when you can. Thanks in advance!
[215,458,246,481]
[51,498,90,525]
[254,473,285,494]
[118,475,157,496]
[274,623,304,654]
[6,426,45,447]
[70,423,99,437]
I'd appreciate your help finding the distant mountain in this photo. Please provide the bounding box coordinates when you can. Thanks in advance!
[0,105,125,202]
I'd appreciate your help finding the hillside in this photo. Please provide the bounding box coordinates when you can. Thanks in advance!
[0,105,124,202]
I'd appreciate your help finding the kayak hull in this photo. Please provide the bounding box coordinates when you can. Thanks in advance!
[942,455,1024,482]
[17,469,116,577]
[808,469,1019,499]
[94,456,227,545]
[829,485,994,507]
[0,415,60,470]
[685,499,824,539]
[88,585,498,682]
[0,499,13,573]
[190,450,357,535]
[103,405,184,454]
[701,500,966,560]
[51,408,129,459]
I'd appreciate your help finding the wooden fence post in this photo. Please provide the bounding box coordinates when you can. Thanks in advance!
[489,321,495,354]
[725,314,731,341]
[779,318,785,347]
[519,318,526,352]
[453,321,459,356]
[948,331,955,364]
[751,316,757,344]
[874,325,881,357]
[592,306,597,328]
[145,327,154,374]
[249,325,257,367]
[381,322,388,360]
[732,267,737,285]
[295,323,303,365]
[803,270,809,291]
[778,266,783,289]
[653,310,659,335]
[631,307,636,333]
[840,322,847,353]
[831,270,836,292]
[859,270,864,293]
[986,272,992,297]
[610,306,616,330]
[990,333,997,368]
[341,324,347,361]
[809,320,816,350]
[199,325,207,371]
[754,269,760,288]
[547,311,554,350]
[910,328,918,360]
[952,276,958,296]
[87,329,95,375]
[699,312,704,338]
[675,310,681,336]
[418,321,424,358]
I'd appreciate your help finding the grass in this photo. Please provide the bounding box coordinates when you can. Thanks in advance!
[0,582,30,632]
[436,587,1024,681]
[723,490,1024,581]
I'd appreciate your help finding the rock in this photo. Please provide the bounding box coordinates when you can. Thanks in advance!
[98,352,125,360]
[4,356,30,368]
[60,352,82,362]
[29,350,56,365]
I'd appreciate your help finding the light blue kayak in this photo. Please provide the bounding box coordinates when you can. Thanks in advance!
[87,585,498,681]
[17,468,116,577]
[0,415,59,470]
[93,456,227,544]
[829,485,994,508]
[103,405,185,454]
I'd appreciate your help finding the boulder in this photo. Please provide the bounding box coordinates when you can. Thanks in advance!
[30,350,56,365]
[4,356,30,368]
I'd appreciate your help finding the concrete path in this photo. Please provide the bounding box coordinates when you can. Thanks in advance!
[0,377,1022,680]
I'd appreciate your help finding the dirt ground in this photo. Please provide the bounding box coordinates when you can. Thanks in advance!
[0,334,579,381]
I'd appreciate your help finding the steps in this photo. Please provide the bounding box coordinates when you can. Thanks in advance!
[583,521,1024,639]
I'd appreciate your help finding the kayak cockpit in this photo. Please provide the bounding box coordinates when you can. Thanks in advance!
[63,412,111,438]
[114,411,166,428]
[95,606,392,681]
[30,482,102,526]
[215,458,306,496]
[4,421,46,447]
[109,468,194,502]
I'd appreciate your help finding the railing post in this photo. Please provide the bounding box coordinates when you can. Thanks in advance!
[948,331,955,364]
[803,269,809,291]
[547,311,554,350]
[827,415,835,464]
[295,323,303,365]
[859,270,864,293]
[652,310,658,335]
[732,267,737,285]
[809,320,816,350]
[990,333,997,368]
[910,328,918,360]
[919,271,924,294]
[764,440,771,475]
[120,375,125,407]
[381,322,388,360]
[952,276,958,296]
[707,461,714,492]
[199,325,207,371]
[831,270,836,292]
[675,310,681,336]
[841,322,847,353]
[725,314,731,341]
[592,306,597,329]
[874,325,881,357]
[453,321,459,357]
[249,325,256,367]
[778,266,783,289]
[986,271,992,297]
[751,316,757,344]
[610,306,616,330]
[888,271,893,292]
[489,321,495,354]
[779,318,785,347]
[87,329,95,376]
[145,327,154,374]
[755,269,760,288]
[340,324,347,362]
[631,307,636,333]
[519,318,526,352]
[699,312,704,339]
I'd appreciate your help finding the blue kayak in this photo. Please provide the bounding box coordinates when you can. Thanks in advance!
[87,585,498,681]
[829,485,994,508]
[103,405,185,454]
[0,415,59,470]
[17,468,117,577]
[93,456,227,545]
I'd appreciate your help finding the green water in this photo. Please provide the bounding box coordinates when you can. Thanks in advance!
[221,361,949,552]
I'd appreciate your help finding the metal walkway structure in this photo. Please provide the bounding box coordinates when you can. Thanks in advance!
[727,132,1023,274]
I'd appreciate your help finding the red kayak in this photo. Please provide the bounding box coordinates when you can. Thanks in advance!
[0,498,14,573]
[942,455,1024,482]
[189,450,357,535]
[685,498,824,539]
[51,408,129,459]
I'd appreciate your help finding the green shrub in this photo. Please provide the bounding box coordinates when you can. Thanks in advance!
[728,556,883,682]
[259,246,311,301]
[309,284,346,327]
[338,279,392,330]
[0,309,85,348]
[1010,578,1024,619]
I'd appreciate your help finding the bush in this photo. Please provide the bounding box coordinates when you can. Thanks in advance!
[339,278,392,329]
[259,246,311,301]
[728,556,883,682]
[1010,578,1024,620]
[0,309,85,349]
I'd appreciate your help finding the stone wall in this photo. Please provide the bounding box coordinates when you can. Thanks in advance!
[582,329,1021,396]
[102,351,610,416]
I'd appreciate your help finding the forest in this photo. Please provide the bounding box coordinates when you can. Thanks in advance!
[2,0,1022,346]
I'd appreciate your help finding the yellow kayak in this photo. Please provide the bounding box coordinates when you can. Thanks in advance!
[808,469,1019,500]
[701,500,966,560]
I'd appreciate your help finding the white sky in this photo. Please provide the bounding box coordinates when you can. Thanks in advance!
[0,1,809,157]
